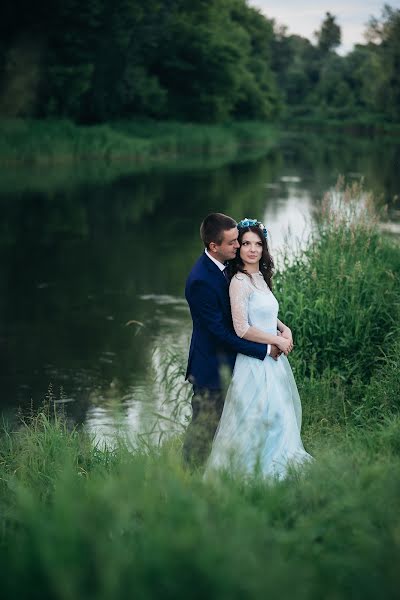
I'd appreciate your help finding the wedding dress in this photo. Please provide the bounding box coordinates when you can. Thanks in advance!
[204,272,313,480]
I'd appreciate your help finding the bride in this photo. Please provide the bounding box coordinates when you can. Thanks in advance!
[204,218,313,480]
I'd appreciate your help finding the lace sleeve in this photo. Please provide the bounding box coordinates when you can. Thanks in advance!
[229,274,252,338]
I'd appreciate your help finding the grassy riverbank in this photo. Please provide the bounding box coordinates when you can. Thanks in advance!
[1,409,400,599]
[0,119,278,167]
[1,184,400,598]
[286,115,400,136]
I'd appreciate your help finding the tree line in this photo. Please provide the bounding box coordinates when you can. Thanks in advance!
[0,0,399,124]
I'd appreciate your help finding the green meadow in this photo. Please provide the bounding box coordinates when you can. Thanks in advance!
[1,183,399,599]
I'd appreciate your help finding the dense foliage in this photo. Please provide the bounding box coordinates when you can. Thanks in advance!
[0,1,399,124]
[0,0,280,122]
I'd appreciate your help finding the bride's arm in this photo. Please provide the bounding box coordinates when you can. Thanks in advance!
[230,277,286,350]
[277,318,293,353]
[278,319,292,339]
[277,318,291,337]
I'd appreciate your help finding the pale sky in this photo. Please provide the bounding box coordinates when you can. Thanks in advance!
[248,1,400,54]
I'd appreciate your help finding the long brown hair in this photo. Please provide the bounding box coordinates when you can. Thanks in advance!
[229,225,274,290]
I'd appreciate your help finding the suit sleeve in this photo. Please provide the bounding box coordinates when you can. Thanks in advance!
[189,279,267,361]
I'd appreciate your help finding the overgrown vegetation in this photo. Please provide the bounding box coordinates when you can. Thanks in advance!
[1,388,400,598]
[272,181,400,442]
[276,181,399,383]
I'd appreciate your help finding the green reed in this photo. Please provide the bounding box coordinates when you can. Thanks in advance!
[298,334,400,442]
[266,180,400,440]
[275,181,399,384]
[0,118,277,166]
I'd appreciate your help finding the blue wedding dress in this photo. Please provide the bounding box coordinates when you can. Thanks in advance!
[204,272,313,480]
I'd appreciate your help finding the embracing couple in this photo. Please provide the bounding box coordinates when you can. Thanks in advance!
[183,213,312,479]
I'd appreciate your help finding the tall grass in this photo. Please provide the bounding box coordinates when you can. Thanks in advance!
[1,404,400,599]
[0,118,277,166]
[275,181,399,383]
[272,181,400,441]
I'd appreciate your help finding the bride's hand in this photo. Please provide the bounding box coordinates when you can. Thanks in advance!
[280,328,293,352]
[276,336,291,355]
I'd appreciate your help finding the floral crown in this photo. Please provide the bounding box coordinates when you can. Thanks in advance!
[237,218,268,239]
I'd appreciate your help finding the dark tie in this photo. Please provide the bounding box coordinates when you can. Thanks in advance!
[223,267,229,284]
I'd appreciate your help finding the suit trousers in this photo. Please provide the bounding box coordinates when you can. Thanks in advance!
[182,386,224,469]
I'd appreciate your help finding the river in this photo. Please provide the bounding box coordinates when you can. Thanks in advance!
[1,130,399,443]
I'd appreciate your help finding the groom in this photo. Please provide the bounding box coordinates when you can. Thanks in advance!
[183,213,281,467]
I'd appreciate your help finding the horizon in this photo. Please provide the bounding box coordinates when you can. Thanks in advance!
[248,1,400,54]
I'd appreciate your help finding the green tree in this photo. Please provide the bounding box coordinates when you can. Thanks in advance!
[344,45,381,115]
[3,0,399,124]
[365,5,400,121]
[314,11,341,54]
[84,0,167,121]
[311,54,357,118]
[230,1,281,119]
[271,30,319,116]
[153,0,247,121]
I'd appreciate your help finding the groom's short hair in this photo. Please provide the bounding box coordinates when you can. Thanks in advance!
[200,213,237,248]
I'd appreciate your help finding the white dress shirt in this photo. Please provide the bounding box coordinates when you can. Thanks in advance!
[205,249,225,271]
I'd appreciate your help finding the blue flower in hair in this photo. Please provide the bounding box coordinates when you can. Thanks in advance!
[237,217,268,239]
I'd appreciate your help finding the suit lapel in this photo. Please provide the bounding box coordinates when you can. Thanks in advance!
[202,253,228,285]
[201,254,231,317]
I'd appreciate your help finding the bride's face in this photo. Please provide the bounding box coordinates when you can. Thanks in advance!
[240,231,263,269]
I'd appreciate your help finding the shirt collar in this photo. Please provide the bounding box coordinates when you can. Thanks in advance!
[205,249,226,272]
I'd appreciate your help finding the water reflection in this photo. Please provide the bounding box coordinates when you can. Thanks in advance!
[0,131,399,441]
[263,183,316,259]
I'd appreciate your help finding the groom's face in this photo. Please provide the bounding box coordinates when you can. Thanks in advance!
[212,227,240,262]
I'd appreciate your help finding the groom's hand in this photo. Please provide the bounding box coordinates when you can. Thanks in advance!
[269,344,282,361]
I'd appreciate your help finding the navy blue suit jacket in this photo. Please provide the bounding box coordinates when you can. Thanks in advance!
[185,253,268,390]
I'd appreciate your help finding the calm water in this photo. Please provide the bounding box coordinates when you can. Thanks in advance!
[1,131,399,442]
